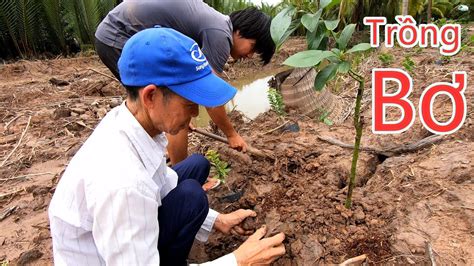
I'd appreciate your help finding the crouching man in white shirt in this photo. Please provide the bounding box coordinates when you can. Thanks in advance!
[48,27,285,266]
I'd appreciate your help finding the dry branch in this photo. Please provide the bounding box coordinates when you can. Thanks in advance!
[191,128,271,159]
[0,188,25,201]
[0,172,53,182]
[425,241,436,266]
[4,114,23,131]
[317,134,444,157]
[262,120,290,135]
[0,205,18,221]
[87,68,118,82]
[0,116,32,168]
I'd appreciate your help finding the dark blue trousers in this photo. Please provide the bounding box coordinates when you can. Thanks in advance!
[158,154,211,266]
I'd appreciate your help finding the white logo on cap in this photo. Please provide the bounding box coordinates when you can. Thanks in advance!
[190,43,207,63]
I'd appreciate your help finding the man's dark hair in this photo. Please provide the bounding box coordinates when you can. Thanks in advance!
[230,7,275,65]
[124,85,174,101]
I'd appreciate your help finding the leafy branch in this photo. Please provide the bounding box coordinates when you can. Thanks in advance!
[205,150,231,183]
[268,88,286,116]
[271,0,373,208]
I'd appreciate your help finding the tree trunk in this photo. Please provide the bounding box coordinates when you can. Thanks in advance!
[427,0,432,23]
[402,0,409,15]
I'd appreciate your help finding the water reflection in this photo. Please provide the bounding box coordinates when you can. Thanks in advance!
[226,75,272,120]
[192,74,276,127]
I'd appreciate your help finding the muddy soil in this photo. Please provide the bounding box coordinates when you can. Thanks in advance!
[1,35,473,265]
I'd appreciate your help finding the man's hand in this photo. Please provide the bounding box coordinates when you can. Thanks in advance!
[214,209,256,236]
[205,106,248,152]
[227,133,248,152]
[233,226,286,265]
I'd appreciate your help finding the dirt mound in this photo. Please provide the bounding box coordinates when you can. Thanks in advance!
[189,107,473,264]
[188,44,473,264]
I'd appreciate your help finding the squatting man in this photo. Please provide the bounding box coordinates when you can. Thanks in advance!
[49,27,285,265]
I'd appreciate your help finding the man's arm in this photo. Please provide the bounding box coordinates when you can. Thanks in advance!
[206,106,247,151]
[200,29,248,152]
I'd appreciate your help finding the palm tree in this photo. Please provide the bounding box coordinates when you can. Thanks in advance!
[0,0,44,57]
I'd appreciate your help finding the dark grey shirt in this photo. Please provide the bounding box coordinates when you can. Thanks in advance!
[95,0,233,72]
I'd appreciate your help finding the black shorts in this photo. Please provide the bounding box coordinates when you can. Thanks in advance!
[94,38,122,80]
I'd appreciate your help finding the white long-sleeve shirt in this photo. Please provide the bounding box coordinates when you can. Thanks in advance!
[48,102,237,265]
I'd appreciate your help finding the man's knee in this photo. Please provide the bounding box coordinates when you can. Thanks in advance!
[176,179,208,211]
[188,154,211,174]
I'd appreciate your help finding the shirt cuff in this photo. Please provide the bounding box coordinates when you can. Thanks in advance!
[195,208,219,242]
[191,253,238,266]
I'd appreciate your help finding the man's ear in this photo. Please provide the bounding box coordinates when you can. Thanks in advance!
[140,84,159,109]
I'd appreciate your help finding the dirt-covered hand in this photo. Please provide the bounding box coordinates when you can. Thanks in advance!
[227,134,248,152]
[233,226,286,265]
[214,209,256,235]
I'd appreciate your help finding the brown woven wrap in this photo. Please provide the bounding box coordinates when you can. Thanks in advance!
[270,67,347,124]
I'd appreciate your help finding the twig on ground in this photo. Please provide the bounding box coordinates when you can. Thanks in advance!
[339,254,367,266]
[4,114,23,131]
[0,116,32,168]
[221,71,231,80]
[31,224,50,230]
[424,188,446,199]
[373,254,425,264]
[262,120,290,135]
[317,134,444,157]
[460,206,474,211]
[87,68,118,82]
[0,187,25,201]
[425,241,436,266]
[0,205,18,221]
[0,172,53,182]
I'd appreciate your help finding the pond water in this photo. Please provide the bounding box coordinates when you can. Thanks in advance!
[193,70,284,127]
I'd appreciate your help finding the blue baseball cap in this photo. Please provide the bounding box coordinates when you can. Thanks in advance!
[118,27,237,107]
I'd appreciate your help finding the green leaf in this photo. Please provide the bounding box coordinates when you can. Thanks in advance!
[270,6,296,49]
[314,63,338,91]
[283,50,334,68]
[337,23,356,50]
[320,0,331,9]
[277,19,300,50]
[331,48,341,56]
[324,19,339,31]
[325,0,341,10]
[301,9,322,32]
[306,22,326,50]
[323,117,334,126]
[338,61,350,73]
[347,43,372,53]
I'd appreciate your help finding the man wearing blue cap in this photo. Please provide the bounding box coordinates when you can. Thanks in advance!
[95,1,276,166]
[49,27,285,265]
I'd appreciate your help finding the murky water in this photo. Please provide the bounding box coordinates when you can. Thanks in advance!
[227,75,273,119]
[193,71,283,127]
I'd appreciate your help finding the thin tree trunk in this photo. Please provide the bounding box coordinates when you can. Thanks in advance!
[427,0,432,23]
[402,0,409,15]
[345,70,364,209]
